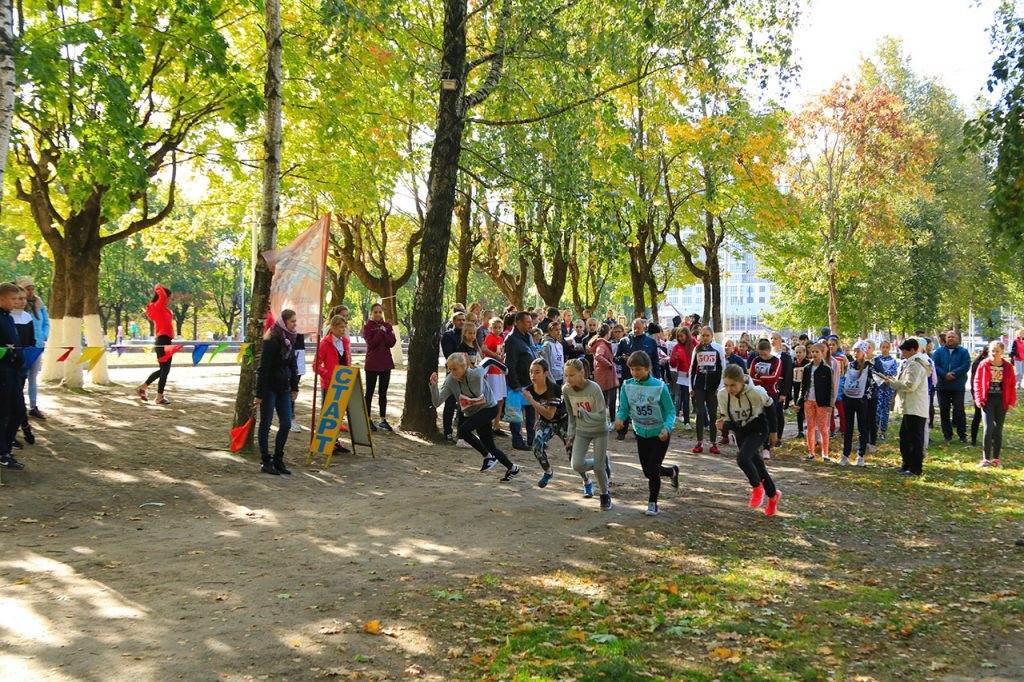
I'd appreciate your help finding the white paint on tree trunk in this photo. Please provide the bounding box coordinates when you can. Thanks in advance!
[0,0,15,206]
[83,314,109,384]
[40,317,66,382]
[60,316,84,388]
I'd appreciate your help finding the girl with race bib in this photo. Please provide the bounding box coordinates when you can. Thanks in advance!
[614,351,680,517]
[716,364,781,516]
[563,359,613,509]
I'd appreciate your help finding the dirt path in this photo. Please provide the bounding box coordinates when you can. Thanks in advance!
[1,366,1020,680]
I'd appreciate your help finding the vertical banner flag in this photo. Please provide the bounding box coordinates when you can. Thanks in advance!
[263,215,330,335]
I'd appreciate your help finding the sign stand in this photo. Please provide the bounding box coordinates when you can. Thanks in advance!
[307,366,375,468]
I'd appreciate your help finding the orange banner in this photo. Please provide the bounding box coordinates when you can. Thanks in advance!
[264,215,329,335]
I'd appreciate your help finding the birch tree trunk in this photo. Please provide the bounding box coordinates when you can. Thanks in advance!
[232,0,282,441]
[0,0,14,213]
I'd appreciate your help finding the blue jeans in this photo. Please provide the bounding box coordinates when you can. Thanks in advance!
[510,404,536,448]
[258,390,292,457]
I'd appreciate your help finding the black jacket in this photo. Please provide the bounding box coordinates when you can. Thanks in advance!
[0,309,22,374]
[440,327,461,359]
[256,334,299,397]
[800,362,833,407]
[504,329,535,391]
[777,351,794,402]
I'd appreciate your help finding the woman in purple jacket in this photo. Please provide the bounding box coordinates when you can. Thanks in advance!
[362,303,398,432]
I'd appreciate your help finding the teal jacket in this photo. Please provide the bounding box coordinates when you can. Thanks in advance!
[616,376,675,438]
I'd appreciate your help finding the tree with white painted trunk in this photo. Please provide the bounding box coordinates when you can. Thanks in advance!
[10,2,261,386]
[0,0,14,211]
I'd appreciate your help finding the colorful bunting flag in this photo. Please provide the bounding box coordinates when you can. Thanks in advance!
[235,343,251,364]
[56,347,74,362]
[0,347,7,361]
[158,344,184,363]
[78,346,106,371]
[22,347,44,369]
[191,343,211,366]
[208,341,230,363]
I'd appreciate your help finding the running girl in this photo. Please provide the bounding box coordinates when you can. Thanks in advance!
[563,359,613,509]
[615,351,680,516]
[716,364,781,516]
[430,353,519,480]
[137,284,174,404]
[523,358,586,491]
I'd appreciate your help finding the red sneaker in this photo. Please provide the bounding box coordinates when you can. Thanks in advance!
[764,491,781,516]
[691,444,704,454]
[991,458,1001,468]
[709,444,721,455]
[748,483,765,508]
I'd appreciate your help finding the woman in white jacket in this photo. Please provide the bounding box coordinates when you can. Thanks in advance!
[883,338,930,476]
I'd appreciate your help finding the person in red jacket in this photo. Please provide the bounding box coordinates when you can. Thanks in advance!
[362,303,397,432]
[749,338,783,460]
[974,340,1017,468]
[314,315,351,454]
[668,326,695,428]
[137,284,174,404]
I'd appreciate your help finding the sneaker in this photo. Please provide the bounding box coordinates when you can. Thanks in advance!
[764,491,781,516]
[11,438,22,450]
[879,432,887,441]
[867,444,878,454]
[500,465,520,482]
[854,456,866,467]
[137,385,148,402]
[0,456,25,470]
[616,431,626,441]
[682,422,693,430]
[583,480,594,498]
[260,462,280,475]
[290,422,304,432]
[22,427,35,445]
[748,483,765,508]
[155,396,170,405]
[959,437,967,445]
[821,454,830,463]
[600,493,613,511]
[332,443,350,455]
[691,443,704,454]
[979,459,990,468]
[378,420,394,433]
[805,452,815,461]
[839,456,849,466]
[991,458,1001,468]
[481,457,498,472]
[28,407,45,420]
[444,432,456,444]
[796,431,805,439]
[709,445,721,455]
[370,421,378,432]
[538,470,553,487]
[644,502,659,516]
[670,465,680,490]
[761,449,771,461]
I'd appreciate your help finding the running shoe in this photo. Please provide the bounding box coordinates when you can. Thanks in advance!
[29,407,45,420]
[10,438,22,450]
[0,456,24,470]
[764,491,781,516]
[444,432,456,444]
[332,443,350,455]
[378,420,395,433]
[616,431,626,441]
[805,453,815,460]
[583,480,594,498]
[600,494,613,511]
[748,483,765,508]
[670,465,680,490]
[839,456,850,466]
[709,444,721,455]
[370,421,378,432]
[22,427,34,445]
[854,456,866,467]
[480,457,498,472]
[644,502,659,516]
[691,443,703,454]
[137,386,148,402]
[500,465,520,482]
[290,423,304,432]
[538,470,553,487]
[992,458,1001,468]
[978,459,990,468]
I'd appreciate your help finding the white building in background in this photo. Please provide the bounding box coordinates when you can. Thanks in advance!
[659,249,776,336]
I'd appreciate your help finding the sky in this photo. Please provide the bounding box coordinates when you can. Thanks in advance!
[788,0,1002,110]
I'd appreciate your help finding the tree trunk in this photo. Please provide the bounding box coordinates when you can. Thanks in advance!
[0,0,14,214]
[327,265,350,311]
[400,0,469,437]
[628,260,646,320]
[826,257,839,333]
[233,0,282,440]
[192,304,199,340]
[701,277,711,327]
[708,255,722,334]
[648,278,660,323]
[454,192,474,305]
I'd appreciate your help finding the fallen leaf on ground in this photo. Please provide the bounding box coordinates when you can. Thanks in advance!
[363,619,382,635]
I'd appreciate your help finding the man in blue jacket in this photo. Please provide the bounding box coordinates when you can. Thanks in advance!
[932,330,970,444]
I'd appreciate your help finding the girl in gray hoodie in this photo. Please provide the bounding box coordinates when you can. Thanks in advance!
[563,359,613,510]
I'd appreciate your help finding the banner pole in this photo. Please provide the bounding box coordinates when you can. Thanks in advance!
[309,213,331,435]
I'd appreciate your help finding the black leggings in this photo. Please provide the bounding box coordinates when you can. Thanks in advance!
[364,370,391,420]
[636,435,674,503]
[842,396,871,457]
[733,422,776,497]
[796,401,805,434]
[459,405,514,468]
[971,404,982,445]
[145,335,174,393]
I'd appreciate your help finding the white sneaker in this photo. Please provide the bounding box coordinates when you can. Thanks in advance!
[644,502,659,516]
[839,456,850,466]
[855,456,866,467]
[290,423,304,432]
[868,444,878,454]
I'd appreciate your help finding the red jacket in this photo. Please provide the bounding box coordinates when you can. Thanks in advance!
[669,340,694,374]
[1012,338,1024,362]
[146,285,174,338]
[590,337,619,392]
[362,319,397,372]
[973,358,1017,411]
[314,333,349,388]
[750,354,783,397]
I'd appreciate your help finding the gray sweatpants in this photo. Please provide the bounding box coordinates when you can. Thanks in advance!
[571,432,610,495]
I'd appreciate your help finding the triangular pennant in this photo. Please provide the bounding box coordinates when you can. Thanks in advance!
[0,347,7,361]
[191,343,211,366]
[22,347,44,369]
[235,343,251,364]
[158,344,184,363]
[56,347,74,362]
[78,346,106,371]
[230,416,255,452]
[208,341,230,362]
